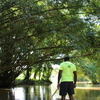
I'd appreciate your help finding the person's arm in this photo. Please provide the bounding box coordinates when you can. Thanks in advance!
[73,71,77,88]
[57,70,62,88]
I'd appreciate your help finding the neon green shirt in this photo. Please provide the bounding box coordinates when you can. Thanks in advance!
[60,61,76,82]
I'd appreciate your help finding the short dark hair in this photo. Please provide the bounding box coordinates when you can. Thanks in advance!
[64,56,70,61]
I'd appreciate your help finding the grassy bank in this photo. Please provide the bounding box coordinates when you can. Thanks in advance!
[15,79,52,86]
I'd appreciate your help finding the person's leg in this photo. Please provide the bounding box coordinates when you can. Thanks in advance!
[68,82,74,100]
[60,82,68,100]
[69,95,74,100]
[61,95,66,100]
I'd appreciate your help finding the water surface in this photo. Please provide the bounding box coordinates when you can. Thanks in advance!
[0,83,100,100]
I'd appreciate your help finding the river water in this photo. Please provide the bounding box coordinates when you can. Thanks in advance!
[0,82,100,100]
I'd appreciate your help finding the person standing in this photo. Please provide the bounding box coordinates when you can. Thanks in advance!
[57,56,77,100]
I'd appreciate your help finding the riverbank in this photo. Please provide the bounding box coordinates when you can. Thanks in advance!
[15,79,52,86]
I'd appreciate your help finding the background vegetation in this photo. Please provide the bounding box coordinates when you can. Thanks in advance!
[0,0,100,87]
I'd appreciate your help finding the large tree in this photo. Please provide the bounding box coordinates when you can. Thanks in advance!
[0,0,100,87]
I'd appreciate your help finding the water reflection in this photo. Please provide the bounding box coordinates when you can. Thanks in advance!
[14,86,53,100]
[0,83,100,100]
[74,89,100,100]
[0,88,15,100]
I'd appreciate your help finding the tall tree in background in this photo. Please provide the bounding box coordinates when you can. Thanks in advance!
[0,0,100,87]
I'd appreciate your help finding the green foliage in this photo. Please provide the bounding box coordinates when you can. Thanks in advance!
[0,0,100,87]
[76,57,100,83]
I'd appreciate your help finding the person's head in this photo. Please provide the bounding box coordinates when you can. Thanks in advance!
[64,56,70,61]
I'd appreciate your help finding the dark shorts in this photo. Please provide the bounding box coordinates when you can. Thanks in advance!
[60,82,74,96]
